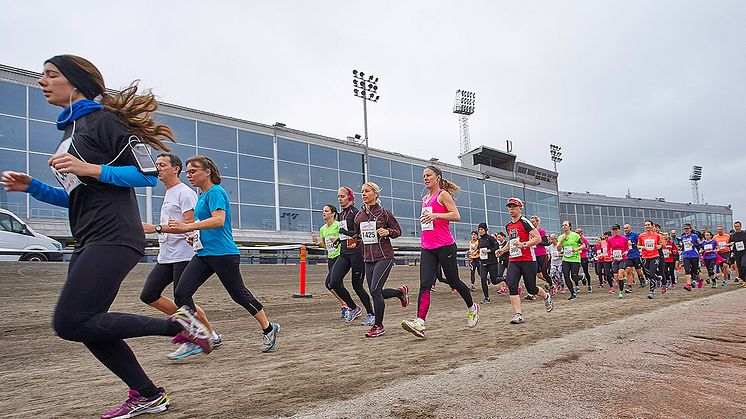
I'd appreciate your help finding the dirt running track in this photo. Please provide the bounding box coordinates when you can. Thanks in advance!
[0,262,743,418]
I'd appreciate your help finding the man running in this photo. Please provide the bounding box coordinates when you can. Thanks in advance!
[713,226,731,287]
[728,221,746,286]
[624,224,645,289]
[680,223,702,291]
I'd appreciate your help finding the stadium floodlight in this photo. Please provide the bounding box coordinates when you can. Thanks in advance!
[453,90,476,155]
[690,165,703,204]
[352,69,380,182]
[550,144,563,172]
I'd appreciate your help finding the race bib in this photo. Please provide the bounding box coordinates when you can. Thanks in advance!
[420,206,434,231]
[663,249,670,258]
[563,246,573,258]
[325,236,337,254]
[479,248,489,260]
[683,239,693,252]
[338,220,349,240]
[612,249,622,261]
[736,241,745,252]
[51,138,82,193]
[509,238,522,258]
[596,249,602,257]
[704,244,713,252]
[644,239,655,251]
[192,230,203,251]
[551,250,560,258]
[718,241,727,250]
[360,221,377,245]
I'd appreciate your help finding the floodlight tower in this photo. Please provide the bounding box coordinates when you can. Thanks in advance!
[550,144,563,173]
[690,165,702,204]
[453,90,476,155]
[352,70,380,182]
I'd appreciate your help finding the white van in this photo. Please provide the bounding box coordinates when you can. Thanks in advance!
[0,208,63,261]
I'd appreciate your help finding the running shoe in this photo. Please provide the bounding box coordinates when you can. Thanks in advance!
[697,280,703,289]
[587,286,592,293]
[711,280,717,288]
[639,279,646,288]
[647,292,654,299]
[550,285,557,296]
[524,294,536,301]
[401,318,425,338]
[167,342,203,360]
[661,286,667,294]
[609,287,615,294]
[100,388,169,419]
[509,313,524,324]
[722,280,727,287]
[735,278,741,283]
[398,285,409,307]
[568,294,577,300]
[497,285,507,294]
[625,285,634,294]
[262,323,280,353]
[365,325,385,337]
[170,306,213,354]
[211,332,223,349]
[467,304,480,328]
[581,274,587,286]
[470,284,476,291]
[345,306,363,324]
[543,294,554,312]
[361,313,375,326]
[480,297,491,304]
[671,284,677,290]
[340,306,349,319]
[574,286,580,294]
[684,284,692,291]
[617,291,623,299]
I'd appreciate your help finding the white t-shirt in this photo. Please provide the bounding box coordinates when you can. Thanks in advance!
[157,183,198,264]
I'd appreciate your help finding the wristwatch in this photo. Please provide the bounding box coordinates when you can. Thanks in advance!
[155,224,163,234]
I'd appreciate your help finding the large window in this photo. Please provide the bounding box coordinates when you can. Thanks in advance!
[278,138,308,164]
[155,114,195,145]
[0,115,26,150]
[278,161,309,186]
[310,145,337,168]
[0,82,25,117]
[240,205,275,230]
[29,87,58,122]
[239,180,274,206]
[198,122,236,152]
[239,155,274,182]
[339,150,363,173]
[238,130,273,158]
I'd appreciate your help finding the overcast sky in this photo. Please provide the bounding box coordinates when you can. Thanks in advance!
[2,1,744,223]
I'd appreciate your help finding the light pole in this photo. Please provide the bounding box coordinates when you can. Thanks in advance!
[550,144,563,173]
[453,90,476,156]
[353,69,380,182]
[690,165,702,204]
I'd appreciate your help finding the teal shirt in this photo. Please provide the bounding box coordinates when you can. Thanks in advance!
[194,185,239,256]
[559,231,582,263]
[320,221,341,259]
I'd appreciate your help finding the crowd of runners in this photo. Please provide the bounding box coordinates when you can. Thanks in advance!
[0,54,742,418]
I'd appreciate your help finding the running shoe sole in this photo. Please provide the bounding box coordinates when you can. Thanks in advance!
[400,320,425,338]
[167,345,203,361]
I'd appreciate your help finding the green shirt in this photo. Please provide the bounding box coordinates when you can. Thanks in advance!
[320,221,341,259]
[559,231,582,263]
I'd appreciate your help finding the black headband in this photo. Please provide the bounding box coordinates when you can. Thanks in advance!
[426,165,442,177]
[45,55,103,100]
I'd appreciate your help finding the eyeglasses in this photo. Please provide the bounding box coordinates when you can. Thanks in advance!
[185,168,205,175]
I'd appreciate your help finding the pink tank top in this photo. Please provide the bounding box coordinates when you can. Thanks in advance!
[421,189,455,250]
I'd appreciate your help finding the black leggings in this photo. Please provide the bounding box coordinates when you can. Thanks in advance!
[328,251,373,314]
[665,261,676,286]
[417,243,474,321]
[536,254,550,284]
[603,262,614,287]
[479,262,500,299]
[174,254,263,316]
[469,258,480,284]
[595,260,604,285]
[325,257,357,311]
[704,258,716,277]
[140,261,190,304]
[53,246,181,396]
[562,261,581,294]
[506,260,539,296]
[642,257,660,293]
[365,259,403,327]
[736,254,746,280]
[580,258,591,281]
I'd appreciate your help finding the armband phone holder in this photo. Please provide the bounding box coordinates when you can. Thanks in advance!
[128,136,157,175]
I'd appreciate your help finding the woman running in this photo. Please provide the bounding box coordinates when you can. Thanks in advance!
[607,224,630,299]
[701,231,719,288]
[680,223,702,291]
[557,221,586,300]
[638,220,663,299]
[662,232,678,291]
[168,156,280,351]
[401,166,479,338]
[468,230,480,291]
[331,186,375,325]
[353,182,408,337]
[548,234,564,293]
[1,55,209,418]
[577,228,592,292]
[476,222,500,304]
[530,215,552,295]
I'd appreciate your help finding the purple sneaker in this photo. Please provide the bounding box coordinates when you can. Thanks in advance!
[100,388,169,419]
[170,306,213,354]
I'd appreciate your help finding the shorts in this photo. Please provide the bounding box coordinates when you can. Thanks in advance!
[506,260,539,296]
[625,257,642,269]
[682,257,700,275]
[611,260,625,272]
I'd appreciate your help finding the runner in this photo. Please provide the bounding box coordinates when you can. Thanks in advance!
[700,231,719,288]
[476,222,500,304]
[495,232,511,294]
[557,221,585,300]
[680,223,702,291]
[713,225,731,287]
[468,230,481,291]
[548,234,564,293]
[661,232,678,291]
[654,224,666,288]
[728,221,746,286]
[638,220,663,299]
[670,229,683,273]
[401,166,479,338]
[576,228,592,292]
[624,224,645,289]
[140,153,222,360]
[592,236,606,289]
[530,215,552,296]
[0,54,210,418]
[607,224,630,299]
[330,186,375,324]
[168,156,280,352]
[495,197,554,324]
[352,182,408,337]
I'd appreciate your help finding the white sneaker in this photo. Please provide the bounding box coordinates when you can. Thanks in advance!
[510,313,524,324]
[262,323,280,353]
[167,342,203,360]
[467,304,480,328]
[401,318,426,338]
[361,313,375,326]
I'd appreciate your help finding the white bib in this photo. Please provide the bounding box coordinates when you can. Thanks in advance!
[509,238,522,258]
[644,239,655,251]
[51,138,82,193]
[551,250,560,258]
[704,244,713,252]
[563,246,573,258]
[736,241,745,252]
[192,230,203,251]
[420,206,434,231]
[360,221,378,245]
[338,220,350,240]
[683,239,693,252]
[612,249,622,261]
[325,236,337,254]
[718,241,727,250]
[663,249,670,258]
[479,248,489,260]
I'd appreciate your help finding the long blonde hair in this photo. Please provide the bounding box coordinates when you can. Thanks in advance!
[425,165,460,194]
[361,181,382,209]
[62,55,175,151]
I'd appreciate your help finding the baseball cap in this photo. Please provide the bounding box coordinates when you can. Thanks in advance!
[506,197,523,207]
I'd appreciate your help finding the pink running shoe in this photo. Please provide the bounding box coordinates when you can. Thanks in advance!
[365,325,385,337]
[697,280,703,289]
[399,285,409,307]
[684,284,692,291]
[609,287,615,294]
[100,388,169,419]
[170,306,213,354]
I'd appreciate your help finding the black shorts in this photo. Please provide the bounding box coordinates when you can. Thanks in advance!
[506,260,539,296]
[611,260,625,272]
[625,257,642,269]
[682,257,700,275]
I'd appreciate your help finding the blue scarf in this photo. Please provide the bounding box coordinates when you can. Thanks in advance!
[56,100,103,130]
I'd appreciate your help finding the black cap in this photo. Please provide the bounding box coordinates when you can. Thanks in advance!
[612,224,621,230]
[478,222,488,231]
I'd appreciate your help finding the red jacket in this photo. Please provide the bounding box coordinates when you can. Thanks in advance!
[353,204,401,262]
